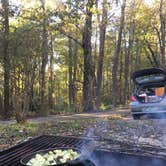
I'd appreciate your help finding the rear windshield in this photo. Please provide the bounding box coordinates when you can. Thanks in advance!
[135,74,165,84]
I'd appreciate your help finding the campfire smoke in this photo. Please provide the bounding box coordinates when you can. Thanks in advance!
[80,120,110,166]
[78,119,166,166]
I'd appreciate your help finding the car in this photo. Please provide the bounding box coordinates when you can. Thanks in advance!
[130,68,166,119]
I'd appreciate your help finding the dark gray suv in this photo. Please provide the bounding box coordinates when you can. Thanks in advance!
[130,68,166,119]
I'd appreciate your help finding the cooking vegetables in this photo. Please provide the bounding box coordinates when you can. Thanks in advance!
[26,149,79,166]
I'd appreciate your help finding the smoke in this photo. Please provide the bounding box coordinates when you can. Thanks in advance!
[79,120,109,166]
[77,118,166,166]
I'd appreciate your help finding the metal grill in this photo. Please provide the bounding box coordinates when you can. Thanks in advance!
[0,135,166,166]
[0,135,89,166]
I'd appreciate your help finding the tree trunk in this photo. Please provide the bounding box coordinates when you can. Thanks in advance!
[2,0,10,119]
[40,0,48,116]
[112,0,126,107]
[48,34,54,109]
[72,40,78,111]
[119,53,123,104]
[159,0,166,66]
[68,36,73,108]
[124,24,134,104]
[82,0,95,112]
[23,66,30,114]
[96,0,108,109]
[135,46,141,70]
[29,81,34,112]
[0,95,3,116]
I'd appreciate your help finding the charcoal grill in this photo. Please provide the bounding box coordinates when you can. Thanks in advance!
[0,135,166,166]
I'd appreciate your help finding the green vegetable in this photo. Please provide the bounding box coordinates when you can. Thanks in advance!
[26,149,79,166]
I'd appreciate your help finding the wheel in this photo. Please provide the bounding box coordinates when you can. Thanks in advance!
[132,114,141,120]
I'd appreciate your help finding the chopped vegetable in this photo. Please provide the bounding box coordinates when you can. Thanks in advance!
[26,149,79,166]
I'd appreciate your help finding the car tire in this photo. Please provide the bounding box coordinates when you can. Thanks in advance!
[133,114,141,120]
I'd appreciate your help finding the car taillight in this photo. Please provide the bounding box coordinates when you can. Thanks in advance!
[130,96,136,102]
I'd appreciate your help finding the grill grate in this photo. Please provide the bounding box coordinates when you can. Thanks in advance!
[1,135,166,166]
[0,135,90,166]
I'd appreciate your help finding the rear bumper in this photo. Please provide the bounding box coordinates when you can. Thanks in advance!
[130,102,166,115]
[132,110,166,115]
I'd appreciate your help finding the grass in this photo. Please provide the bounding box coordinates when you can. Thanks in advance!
[0,116,163,152]
[0,118,97,151]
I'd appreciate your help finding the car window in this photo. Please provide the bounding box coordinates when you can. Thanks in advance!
[135,74,165,84]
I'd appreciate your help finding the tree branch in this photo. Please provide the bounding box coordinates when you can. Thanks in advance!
[144,39,159,67]
[54,26,83,47]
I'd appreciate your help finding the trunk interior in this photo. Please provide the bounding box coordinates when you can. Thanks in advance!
[135,86,165,103]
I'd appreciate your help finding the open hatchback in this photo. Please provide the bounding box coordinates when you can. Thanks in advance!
[130,68,166,119]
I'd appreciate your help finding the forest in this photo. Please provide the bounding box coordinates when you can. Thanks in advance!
[0,0,165,122]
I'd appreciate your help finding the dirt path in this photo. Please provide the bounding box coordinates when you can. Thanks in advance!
[0,108,131,124]
[29,109,131,123]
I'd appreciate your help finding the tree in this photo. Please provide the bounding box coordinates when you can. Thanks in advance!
[68,35,73,108]
[48,33,54,110]
[40,0,49,116]
[72,37,79,111]
[2,0,10,119]
[112,0,126,107]
[123,0,136,104]
[82,0,95,112]
[159,0,166,66]
[96,0,108,109]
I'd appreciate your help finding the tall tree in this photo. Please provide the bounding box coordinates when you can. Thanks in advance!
[96,0,108,109]
[48,33,54,110]
[112,0,126,107]
[82,0,95,112]
[40,0,49,116]
[159,0,166,66]
[124,22,135,104]
[72,39,78,111]
[2,0,10,119]
[68,35,73,108]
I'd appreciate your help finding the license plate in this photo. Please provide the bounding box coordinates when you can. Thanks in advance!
[144,107,158,112]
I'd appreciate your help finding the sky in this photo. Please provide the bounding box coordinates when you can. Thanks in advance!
[9,0,154,6]
[144,0,155,6]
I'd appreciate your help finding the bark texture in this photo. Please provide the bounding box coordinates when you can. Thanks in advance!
[96,0,108,109]
[68,36,73,108]
[40,0,48,116]
[159,0,166,66]
[82,0,95,112]
[2,0,10,119]
[112,0,126,107]
[48,34,54,109]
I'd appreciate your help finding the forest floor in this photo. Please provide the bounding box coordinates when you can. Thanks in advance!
[0,107,130,124]
[1,108,166,155]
